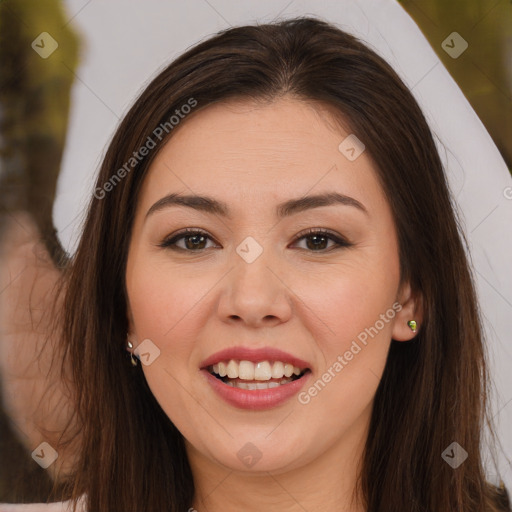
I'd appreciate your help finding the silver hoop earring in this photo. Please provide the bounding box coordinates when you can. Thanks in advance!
[127,339,139,366]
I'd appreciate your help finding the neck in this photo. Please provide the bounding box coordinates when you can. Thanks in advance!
[186,407,370,512]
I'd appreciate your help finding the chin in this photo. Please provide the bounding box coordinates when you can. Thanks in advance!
[191,431,316,475]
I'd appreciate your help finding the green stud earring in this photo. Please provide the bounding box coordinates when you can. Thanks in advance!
[407,320,417,333]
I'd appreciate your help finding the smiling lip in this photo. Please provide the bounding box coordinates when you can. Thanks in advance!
[202,369,311,410]
[200,346,312,410]
[199,346,311,370]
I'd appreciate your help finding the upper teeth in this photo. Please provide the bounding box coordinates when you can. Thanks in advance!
[211,360,303,380]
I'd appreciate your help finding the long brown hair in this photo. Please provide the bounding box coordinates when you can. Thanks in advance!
[52,16,509,511]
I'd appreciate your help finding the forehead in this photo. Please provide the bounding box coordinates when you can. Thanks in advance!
[137,97,389,218]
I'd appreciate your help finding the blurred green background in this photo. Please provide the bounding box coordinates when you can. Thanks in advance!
[400,0,512,170]
[0,0,510,504]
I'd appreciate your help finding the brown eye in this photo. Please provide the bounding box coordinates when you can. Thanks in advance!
[159,229,217,251]
[291,229,352,252]
[159,228,351,253]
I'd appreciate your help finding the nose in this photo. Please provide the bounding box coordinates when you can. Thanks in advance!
[216,248,293,328]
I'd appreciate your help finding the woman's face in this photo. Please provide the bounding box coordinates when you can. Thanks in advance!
[125,96,419,474]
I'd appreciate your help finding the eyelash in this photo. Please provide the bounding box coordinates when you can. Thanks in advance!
[158,227,352,253]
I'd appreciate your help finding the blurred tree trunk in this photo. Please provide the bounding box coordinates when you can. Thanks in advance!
[0,0,80,503]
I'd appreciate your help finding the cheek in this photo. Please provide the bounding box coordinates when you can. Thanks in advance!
[298,244,400,416]
[303,251,400,352]
[128,260,204,339]
[295,275,397,439]
[126,264,210,386]
[126,265,205,429]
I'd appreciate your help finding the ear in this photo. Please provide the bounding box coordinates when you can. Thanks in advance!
[391,280,423,342]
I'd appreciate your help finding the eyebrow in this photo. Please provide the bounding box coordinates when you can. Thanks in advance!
[145,191,368,221]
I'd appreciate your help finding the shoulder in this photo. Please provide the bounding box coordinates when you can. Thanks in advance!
[0,503,69,512]
[0,496,86,512]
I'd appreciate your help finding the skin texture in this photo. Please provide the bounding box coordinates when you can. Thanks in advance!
[125,96,422,512]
